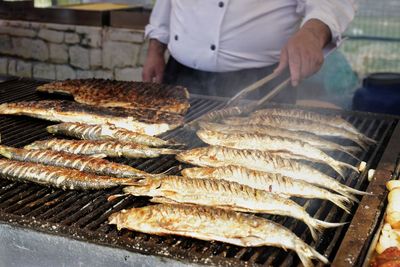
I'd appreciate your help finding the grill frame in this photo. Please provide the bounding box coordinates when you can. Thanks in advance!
[0,78,399,266]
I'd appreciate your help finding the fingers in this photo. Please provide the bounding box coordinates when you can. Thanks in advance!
[142,60,165,83]
[274,48,288,75]
[154,72,164,83]
[142,68,152,82]
[143,69,163,83]
[287,45,301,87]
[282,42,324,87]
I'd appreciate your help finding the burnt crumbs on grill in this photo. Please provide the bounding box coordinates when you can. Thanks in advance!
[36,79,190,115]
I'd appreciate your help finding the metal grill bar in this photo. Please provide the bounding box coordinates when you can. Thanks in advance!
[0,78,398,266]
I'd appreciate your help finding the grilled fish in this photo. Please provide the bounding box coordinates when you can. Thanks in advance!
[109,204,329,267]
[0,100,183,136]
[252,108,366,137]
[123,176,345,240]
[181,165,353,213]
[37,79,190,115]
[0,145,153,178]
[199,121,362,160]
[223,115,375,150]
[197,129,359,177]
[176,146,367,200]
[0,158,136,190]
[47,122,177,147]
[25,139,180,159]
[187,105,253,130]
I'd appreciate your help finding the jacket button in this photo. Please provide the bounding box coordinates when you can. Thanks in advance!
[210,44,216,51]
[218,2,224,8]
[174,35,178,41]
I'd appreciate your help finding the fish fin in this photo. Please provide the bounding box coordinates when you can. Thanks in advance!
[150,197,179,204]
[166,139,186,148]
[107,193,128,202]
[296,244,330,267]
[296,253,314,267]
[330,163,348,179]
[46,125,57,134]
[239,236,263,246]
[24,144,35,150]
[160,148,182,155]
[89,154,108,158]
[353,138,369,151]
[344,145,363,155]
[329,193,354,214]
[338,161,360,173]
[359,134,377,146]
[0,145,12,159]
[335,184,372,198]
[336,146,362,161]
[160,165,182,175]
[307,219,347,241]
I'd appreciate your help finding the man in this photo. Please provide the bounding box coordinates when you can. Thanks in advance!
[142,1,357,102]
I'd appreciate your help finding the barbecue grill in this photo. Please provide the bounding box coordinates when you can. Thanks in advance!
[0,78,399,267]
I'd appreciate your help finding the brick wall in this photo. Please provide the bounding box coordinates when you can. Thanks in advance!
[0,20,148,81]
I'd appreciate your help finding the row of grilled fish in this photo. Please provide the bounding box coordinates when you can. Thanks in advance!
[152,107,374,265]
[0,141,343,266]
[112,106,373,266]
[1,105,374,267]
[0,121,181,190]
[197,106,376,151]
[0,100,183,136]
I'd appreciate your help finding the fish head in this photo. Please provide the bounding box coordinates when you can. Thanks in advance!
[176,147,218,167]
[181,167,214,178]
[108,206,155,229]
[122,177,163,196]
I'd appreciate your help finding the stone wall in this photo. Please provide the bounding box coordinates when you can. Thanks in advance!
[0,19,147,81]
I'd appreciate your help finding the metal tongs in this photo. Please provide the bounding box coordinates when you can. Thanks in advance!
[226,43,338,108]
[225,70,290,108]
[186,43,338,129]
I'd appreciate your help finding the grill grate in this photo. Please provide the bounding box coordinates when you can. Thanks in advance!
[0,78,398,266]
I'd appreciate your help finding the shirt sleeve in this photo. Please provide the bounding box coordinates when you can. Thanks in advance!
[296,0,358,45]
[144,0,171,44]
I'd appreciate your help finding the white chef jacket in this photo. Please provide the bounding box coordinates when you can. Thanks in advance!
[145,0,357,72]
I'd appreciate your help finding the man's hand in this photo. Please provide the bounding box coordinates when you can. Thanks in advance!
[274,19,332,87]
[142,39,167,83]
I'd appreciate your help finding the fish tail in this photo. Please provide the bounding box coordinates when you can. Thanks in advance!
[46,125,57,134]
[329,193,354,214]
[160,148,182,155]
[359,134,377,146]
[352,138,369,151]
[335,183,372,199]
[0,145,12,159]
[296,243,330,267]
[330,162,348,178]
[307,218,347,241]
[106,193,128,202]
[24,144,36,150]
[338,146,362,161]
[338,161,360,173]
[344,145,363,155]
[167,138,186,147]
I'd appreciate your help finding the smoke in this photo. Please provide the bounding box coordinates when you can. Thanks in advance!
[164,57,296,105]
